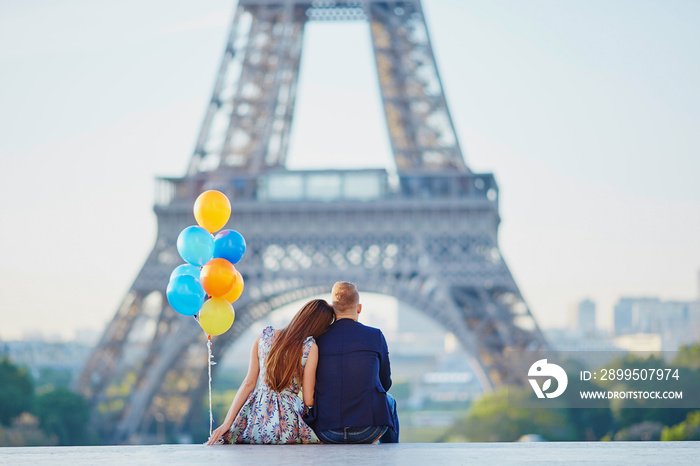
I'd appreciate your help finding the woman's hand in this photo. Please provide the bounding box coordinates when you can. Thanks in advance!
[205,335,261,446]
[206,424,230,445]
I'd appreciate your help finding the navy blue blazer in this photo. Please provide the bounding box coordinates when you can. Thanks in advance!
[310,318,394,432]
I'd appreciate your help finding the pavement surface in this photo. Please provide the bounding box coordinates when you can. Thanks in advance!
[1,441,699,465]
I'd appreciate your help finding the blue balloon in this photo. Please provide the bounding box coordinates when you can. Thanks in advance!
[166,274,206,316]
[170,264,202,282]
[213,229,246,264]
[177,225,214,266]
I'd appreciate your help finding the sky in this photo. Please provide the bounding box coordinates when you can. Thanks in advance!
[1,0,699,341]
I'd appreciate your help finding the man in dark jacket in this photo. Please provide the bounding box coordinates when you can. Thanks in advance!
[307,281,399,443]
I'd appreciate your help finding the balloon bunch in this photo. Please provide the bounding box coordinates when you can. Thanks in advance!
[166,190,246,337]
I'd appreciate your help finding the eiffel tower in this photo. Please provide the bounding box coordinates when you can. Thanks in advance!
[78,0,548,444]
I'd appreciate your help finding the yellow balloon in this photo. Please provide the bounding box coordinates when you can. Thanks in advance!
[222,270,244,303]
[199,298,235,336]
[194,190,231,233]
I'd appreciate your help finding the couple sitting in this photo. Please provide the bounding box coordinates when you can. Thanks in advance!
[206,281,399,445]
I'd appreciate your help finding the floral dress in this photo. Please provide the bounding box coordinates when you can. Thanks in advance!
[223,326,319,444]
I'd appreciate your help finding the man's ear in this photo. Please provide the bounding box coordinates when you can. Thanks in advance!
[357,304,362,315]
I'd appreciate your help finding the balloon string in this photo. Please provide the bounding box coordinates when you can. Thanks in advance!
[207,335,216,438]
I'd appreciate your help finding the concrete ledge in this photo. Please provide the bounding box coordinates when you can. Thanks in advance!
[2,442,699,465]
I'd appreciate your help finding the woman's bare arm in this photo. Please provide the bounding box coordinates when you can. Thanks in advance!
[206,335,260,445]
[301,342,318,407]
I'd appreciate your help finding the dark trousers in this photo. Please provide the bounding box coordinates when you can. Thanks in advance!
[316,394,400,444]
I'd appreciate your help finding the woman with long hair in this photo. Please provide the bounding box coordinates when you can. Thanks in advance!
[206,298,334,444]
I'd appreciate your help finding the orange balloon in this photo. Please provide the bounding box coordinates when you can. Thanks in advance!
[200,258,236,298]
[222,270,244,303]
[199,298,235,336]
[194,190,231,233]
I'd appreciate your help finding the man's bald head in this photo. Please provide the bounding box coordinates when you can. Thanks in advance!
[331,281,360,317]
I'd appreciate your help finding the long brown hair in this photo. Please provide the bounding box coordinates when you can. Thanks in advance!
[265,299,334,392]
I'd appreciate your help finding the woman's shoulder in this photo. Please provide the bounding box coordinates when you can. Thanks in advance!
[260,326,276,342]
[302,336,316,357]
[304,335,316,345]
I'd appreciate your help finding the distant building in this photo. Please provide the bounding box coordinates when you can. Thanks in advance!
[613,333,662,352]
[0,340,93,386]
[543,327,619,352]
[614,298,659,335]
[570,298,596,335]
[613,297,699,350]
[542,327,625,368]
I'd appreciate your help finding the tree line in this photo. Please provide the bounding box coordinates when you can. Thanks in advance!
[0,357,92,446]
[444,344,700,442]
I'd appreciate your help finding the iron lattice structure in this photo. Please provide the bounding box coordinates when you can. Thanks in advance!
[78,0,548,444]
